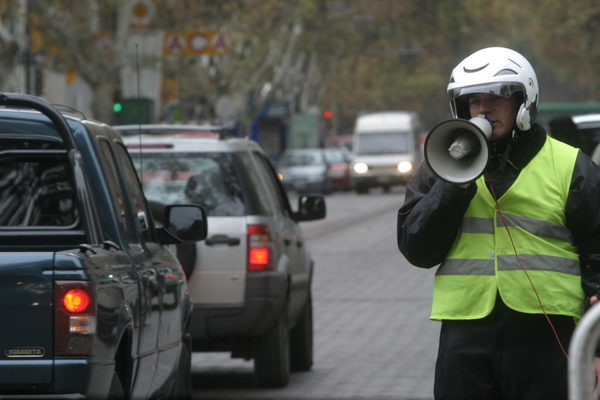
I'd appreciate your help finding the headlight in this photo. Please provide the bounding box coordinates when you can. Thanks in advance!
[397,161,413,173]
[353,162,369,174]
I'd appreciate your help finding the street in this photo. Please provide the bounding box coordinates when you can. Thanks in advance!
[191,187,440,400]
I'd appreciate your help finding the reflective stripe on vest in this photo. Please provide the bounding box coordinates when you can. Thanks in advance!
[461,214,574,242]
[437,254,580,276]
[431,137,584,320]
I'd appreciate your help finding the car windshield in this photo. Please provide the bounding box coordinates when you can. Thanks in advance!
[130,152,245,216]
[279,152,323,167]
[355,131,409,155]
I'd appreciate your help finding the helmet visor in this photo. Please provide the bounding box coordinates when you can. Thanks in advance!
[450,83,524,100]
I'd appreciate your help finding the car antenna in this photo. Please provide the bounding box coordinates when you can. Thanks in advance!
[135,42,143,178]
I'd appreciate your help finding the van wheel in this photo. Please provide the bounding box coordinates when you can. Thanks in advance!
[108,370,125,399]
[290,293,313,372]
[254,307,290,387]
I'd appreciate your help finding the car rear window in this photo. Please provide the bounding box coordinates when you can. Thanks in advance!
[324,151,345,163]
[0,158,79,227]
[129,152,246,216]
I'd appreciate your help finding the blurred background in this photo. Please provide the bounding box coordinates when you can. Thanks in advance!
[2,0,599,158]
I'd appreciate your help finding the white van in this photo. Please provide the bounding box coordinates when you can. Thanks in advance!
[351,111,424,193]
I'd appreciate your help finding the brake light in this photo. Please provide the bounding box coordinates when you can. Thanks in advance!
[247,224,272,271]
[54,281,96,356]
[63,289,90,313]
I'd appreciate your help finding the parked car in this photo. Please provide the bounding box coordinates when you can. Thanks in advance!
[572,114,600,156]
[0,93,206,398]
[277,148,350,193]
[119,132,326,387]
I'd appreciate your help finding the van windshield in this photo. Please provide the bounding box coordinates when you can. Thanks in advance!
[355,131,409,155]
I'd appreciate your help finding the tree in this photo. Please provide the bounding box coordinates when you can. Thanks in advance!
[0,0,596,131]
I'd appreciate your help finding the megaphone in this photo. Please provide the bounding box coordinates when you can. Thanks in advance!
[424,114,493,184]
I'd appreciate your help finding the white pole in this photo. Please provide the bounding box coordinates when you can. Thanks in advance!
[569,304,600,399]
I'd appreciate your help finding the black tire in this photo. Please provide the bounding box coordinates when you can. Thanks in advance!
[168,333,193,400]
[108,370,126,400]
[254,307,290,388]
[290,293,313,372]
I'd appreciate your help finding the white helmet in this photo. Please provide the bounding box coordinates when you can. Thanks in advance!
[447,47,539,131]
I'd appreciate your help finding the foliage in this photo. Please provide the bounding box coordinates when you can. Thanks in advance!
[0,0,598,132]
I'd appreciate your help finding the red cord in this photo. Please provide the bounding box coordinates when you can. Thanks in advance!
[486,177,570,360]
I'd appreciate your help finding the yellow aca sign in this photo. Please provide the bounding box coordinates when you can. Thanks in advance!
[163,31,232,56]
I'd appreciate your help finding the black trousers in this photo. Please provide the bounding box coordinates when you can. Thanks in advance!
[434,298,575,400]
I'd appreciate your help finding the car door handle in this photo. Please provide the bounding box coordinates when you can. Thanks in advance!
[205,235,241,246]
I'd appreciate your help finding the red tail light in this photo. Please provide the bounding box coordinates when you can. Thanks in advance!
[63,289,90,313]
[247,224,272,271]
[54,281,96,356]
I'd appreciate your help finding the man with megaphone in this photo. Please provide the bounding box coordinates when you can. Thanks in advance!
[397,47,600,400]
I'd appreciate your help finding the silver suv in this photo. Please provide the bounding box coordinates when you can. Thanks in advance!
[119,129,326,387]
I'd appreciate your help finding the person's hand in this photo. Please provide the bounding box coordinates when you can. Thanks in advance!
[591,295,599,307]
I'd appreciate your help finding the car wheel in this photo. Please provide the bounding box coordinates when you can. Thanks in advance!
[254,306,290,387]
[108,370,126,400]
[168,332,193,399]
[290,293,313,372]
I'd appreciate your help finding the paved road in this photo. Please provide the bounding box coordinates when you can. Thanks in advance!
[192,188,439,400]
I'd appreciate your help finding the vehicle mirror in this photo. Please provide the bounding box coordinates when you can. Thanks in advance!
[165,204,208,242]
[295,195,326,221]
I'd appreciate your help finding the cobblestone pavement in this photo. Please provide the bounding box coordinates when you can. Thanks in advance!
[192,189,439,399]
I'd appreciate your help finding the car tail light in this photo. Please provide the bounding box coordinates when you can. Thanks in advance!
[247,224,272,271]
[54,281,96,356]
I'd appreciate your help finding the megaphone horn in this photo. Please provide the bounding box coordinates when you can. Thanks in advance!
[424,114,492,184]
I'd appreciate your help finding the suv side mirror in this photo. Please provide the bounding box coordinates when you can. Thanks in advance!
[295,195,326,221]
[163,204,208,243]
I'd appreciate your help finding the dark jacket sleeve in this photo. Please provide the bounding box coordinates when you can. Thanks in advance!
[565,152,600,298]
[397,162,477,268]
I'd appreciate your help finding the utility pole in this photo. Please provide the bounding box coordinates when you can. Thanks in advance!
[16,0,30,93]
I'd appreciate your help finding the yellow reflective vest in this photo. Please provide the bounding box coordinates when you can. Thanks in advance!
[431,136,585,320]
